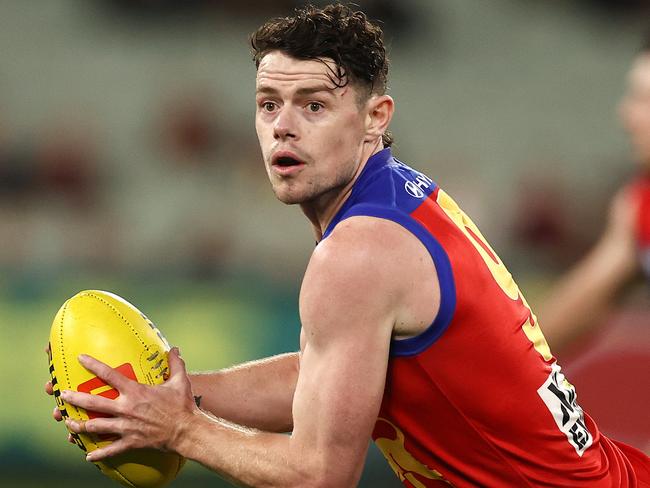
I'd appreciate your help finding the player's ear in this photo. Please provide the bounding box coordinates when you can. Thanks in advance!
[364,94,394,143]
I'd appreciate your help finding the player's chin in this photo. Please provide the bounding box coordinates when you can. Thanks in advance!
[272,187,312,205]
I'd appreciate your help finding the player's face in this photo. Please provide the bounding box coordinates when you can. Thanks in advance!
[620,53,650,170]
[255,51,370,205]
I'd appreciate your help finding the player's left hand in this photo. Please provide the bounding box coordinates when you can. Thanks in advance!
[61,347,196,462]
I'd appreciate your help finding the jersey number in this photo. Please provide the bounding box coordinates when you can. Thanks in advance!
[436,189,552,361]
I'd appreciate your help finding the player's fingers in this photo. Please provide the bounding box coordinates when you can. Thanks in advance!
[167,347,186,380]
[68,433,75,444]
[65,418,86,434]
[45,343,51,355]
[53,406,63,422]
[77,354,133,391]
[45,380,54,395]
[61,390,119,415]
[68,417,121,436]
[86,439,130,462]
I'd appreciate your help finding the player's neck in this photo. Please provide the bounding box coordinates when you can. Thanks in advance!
[303,140,384,241]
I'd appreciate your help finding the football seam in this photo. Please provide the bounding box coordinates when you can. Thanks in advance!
[84,292,148,349]
[58,300,101,453]
[104,459,138,488]
[56,291,181,485]
[84,292,165,387]
[80,292,159,463]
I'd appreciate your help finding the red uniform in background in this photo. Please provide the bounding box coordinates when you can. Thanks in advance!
[324,149,650,487]
[632,176,650,278]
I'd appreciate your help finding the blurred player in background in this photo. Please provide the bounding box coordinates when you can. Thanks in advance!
[540,34,650,350]
[47,4,650,486]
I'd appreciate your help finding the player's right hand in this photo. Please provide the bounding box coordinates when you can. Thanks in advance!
[45,344,74,443]
[44,379,63,421]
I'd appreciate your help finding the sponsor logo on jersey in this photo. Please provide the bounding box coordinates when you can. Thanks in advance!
[537,363,593,456]
[405,173,433,198]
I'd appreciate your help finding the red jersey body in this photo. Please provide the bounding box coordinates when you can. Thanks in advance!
[322,149,650,487]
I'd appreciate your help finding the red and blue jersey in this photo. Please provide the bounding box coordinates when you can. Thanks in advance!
[323,149,649,487]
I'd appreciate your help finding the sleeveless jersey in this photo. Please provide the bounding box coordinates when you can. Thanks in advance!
[322,149,648,487]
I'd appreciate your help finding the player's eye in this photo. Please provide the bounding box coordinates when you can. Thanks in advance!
[262,101,276,112]
[308,102,323,112]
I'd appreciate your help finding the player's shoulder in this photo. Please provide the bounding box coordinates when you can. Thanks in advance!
[315,215,418,267]
[300,217,410,339]
[307,215,434,299]
[301,215,439,340]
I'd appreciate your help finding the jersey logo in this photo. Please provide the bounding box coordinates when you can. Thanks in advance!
[374,418,454,487]
[405,173,434,198]
[537,363,593,456]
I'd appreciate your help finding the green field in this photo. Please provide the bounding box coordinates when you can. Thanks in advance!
[0,273,398,487]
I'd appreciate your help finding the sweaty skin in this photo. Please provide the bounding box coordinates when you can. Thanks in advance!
[55,51,441,488]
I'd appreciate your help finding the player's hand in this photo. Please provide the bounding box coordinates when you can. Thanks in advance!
[606,185,637,241]
[45,344,76,444]
[45,381,64,421]
[62,347,197,462]
[44,344,63,421]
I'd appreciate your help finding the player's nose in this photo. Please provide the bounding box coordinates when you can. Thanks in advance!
[273,108,297,140]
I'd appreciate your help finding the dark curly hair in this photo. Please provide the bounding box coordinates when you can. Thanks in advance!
[250,3,393,147]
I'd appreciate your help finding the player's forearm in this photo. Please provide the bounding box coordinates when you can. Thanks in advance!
[540,235,637,349]
[189,352,299,432]
[173,409,354,488]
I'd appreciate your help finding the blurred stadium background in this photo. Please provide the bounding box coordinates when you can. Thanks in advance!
[1,0,649,486]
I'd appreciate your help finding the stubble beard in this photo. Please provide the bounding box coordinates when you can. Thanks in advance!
[271,165,356,207]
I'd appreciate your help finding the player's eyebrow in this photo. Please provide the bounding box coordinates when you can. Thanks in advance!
[256,85,336,97]
[295,86,335,97]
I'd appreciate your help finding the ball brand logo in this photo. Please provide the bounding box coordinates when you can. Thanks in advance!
[77,362,137,417]
[49,290,185,485]
[404,173,433,199]
[76,362,137,442]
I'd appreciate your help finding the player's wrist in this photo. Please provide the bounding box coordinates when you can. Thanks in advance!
[169,407,208,458]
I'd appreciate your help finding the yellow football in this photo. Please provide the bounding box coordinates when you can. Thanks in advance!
[48,290,185,488]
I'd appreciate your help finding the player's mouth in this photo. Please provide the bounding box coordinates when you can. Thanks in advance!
[271,151,306,175]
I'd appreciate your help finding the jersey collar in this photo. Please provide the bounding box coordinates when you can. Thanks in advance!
[321,147,393,240]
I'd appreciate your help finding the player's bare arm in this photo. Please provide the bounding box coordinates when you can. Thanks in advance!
[46,347,299,432]
[61,217,440,487]
[540,186,639,349]
[189,352,299,432]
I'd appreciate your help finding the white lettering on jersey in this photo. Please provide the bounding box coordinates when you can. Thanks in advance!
[538,363,593,457]
[404,173,433,198]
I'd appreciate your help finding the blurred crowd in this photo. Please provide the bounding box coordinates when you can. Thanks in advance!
[0,0,431,283]
[0,0,649,285]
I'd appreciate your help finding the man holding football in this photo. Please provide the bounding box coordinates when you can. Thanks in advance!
[47,4,650,486]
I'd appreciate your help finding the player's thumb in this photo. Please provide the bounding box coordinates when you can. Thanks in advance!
[167,346,186,381]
